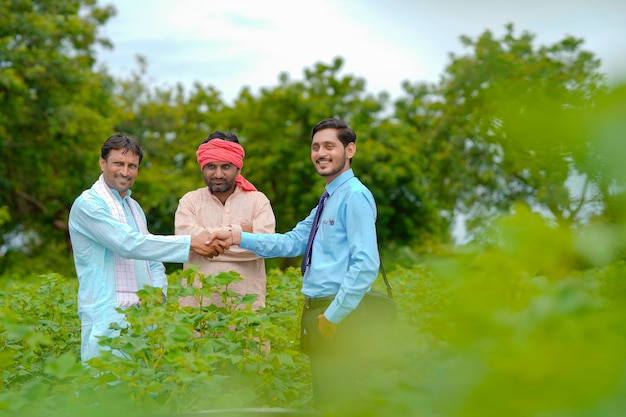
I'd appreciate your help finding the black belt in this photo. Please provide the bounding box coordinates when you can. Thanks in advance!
[304,295,335,310]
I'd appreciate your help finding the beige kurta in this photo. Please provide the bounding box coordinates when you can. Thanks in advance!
[175,186,276,310]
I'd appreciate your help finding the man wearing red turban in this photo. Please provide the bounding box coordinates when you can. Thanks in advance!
[195,136,258,193]
[175,131,276,312]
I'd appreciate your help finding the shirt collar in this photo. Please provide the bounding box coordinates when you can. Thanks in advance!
[325,168,354,196]
[110,188,132,201]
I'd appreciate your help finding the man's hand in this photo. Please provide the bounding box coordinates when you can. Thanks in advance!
[190,231,224,258]
[207,229,235,250]
[206,239,226,258]
[317,314,337,339]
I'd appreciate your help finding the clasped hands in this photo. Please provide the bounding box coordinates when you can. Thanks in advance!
[189,221,251,258]
[205,229,235,258]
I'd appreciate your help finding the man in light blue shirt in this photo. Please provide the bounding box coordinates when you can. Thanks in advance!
[69,133,219,362]
[208,118,380,409]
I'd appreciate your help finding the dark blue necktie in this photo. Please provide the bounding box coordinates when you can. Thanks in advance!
[301,190,329,275]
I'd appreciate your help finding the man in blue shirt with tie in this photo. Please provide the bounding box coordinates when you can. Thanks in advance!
[208,117,380,409]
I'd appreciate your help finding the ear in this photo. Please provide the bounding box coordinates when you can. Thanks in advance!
[99,157,106,171]
[346,142,356,159]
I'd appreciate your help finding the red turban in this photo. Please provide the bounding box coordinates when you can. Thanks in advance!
[196,139,257,192]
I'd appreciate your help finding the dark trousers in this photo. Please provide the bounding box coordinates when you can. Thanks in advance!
[300,298,375,411]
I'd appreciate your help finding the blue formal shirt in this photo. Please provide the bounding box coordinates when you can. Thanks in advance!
[239,169,379,323]
[69,183,192,361]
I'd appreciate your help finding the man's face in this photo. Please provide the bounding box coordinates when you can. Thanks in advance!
[99,148,140,198]
[311,128,355,183]
[202,161,239,194]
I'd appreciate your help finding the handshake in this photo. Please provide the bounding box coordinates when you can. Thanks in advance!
[189,221,251,258]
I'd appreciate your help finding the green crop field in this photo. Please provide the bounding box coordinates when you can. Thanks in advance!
[2,213,626,417]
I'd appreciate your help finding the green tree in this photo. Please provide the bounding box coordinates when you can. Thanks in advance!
[225,58,387,235]
[106,58,391,268]
[107,57,228,235]
[395,24,607,239]
[108,57,441,264]
[222,57,442,247]
[0,0,116,273]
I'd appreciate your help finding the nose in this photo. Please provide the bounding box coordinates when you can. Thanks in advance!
[315,149,327,159]
[120,165,130,176]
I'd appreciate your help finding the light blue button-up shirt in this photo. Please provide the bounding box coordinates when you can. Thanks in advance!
[239,169,379,323]
[69,182,192,361]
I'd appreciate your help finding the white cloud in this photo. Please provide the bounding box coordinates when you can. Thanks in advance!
[97,0,626,102]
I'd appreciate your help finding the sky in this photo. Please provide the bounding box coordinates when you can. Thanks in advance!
[96,0,626,103]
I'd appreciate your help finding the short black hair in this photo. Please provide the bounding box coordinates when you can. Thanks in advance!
[201,131,240,145]
[101,133,144,164]
[311,118,356,147]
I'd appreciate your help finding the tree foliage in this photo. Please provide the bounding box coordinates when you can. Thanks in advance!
[395,23,607,235]
[0,0,116,272]
[107,57,443,255]
[105,58,229,234]
[0,7,615,274]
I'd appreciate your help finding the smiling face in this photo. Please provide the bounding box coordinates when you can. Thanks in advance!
[99,148,140,198]
[311,128,356,183]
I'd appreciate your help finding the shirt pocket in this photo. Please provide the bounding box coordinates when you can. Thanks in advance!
[318,217,337,255]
